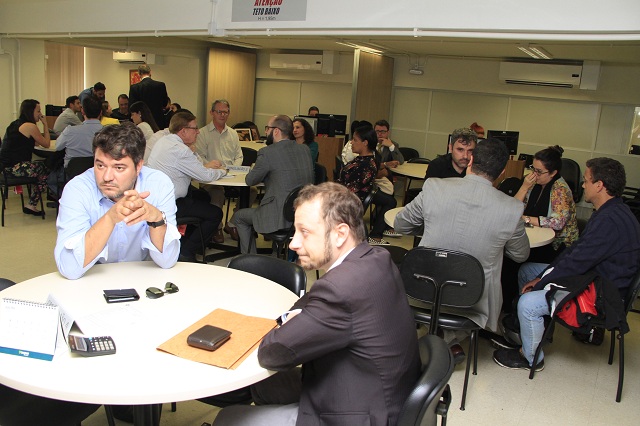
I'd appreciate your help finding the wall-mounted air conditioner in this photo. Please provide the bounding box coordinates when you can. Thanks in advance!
[270,51,337,74]
[113,51,155,65]
[499,61,600,90]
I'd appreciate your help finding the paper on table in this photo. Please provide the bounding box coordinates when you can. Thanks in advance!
[157,308,276,369]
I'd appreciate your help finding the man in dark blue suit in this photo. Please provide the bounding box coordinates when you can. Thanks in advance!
[128,64,169,129]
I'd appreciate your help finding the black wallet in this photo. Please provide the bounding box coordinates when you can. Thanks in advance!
[187,325,232,351]
[103,288,140,303]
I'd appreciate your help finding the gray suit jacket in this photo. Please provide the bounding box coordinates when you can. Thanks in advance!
[395,174,530,331]
[258,242,421,426]
[245,139,314,233]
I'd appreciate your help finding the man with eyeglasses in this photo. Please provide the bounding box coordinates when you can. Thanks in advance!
[425,127,478,179]
[196,99,244,243]
[230,115,314,254]
[110,94,131,121]
[147,111,227,262]
[374,119,405,172]
[494,157,640,372]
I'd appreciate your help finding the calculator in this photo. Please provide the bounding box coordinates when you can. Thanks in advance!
[68,335,116,356]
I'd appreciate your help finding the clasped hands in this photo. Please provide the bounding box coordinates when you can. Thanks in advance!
[109,190,162,226]
[521,278,540,294]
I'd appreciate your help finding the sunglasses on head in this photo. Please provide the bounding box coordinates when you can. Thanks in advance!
[146,282,179,299]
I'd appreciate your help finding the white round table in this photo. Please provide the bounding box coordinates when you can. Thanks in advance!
[385,207,556,248]
[392,162,428,179]
[0,262,297,424]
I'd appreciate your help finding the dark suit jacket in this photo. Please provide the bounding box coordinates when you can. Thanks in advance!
[258,243,421,426]
[128,77,169,129]
[245,139,314,233]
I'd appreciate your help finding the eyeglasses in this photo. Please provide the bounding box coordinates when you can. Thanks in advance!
[213,110,230,115]
[183,126,199,131]
[265,126,280,132]
[146,282,179,299]
[375,129,388,134]
[527,165,550,175]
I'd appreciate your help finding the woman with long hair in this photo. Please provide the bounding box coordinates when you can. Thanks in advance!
[130,101,160,140]
[292,118,319,163]
[516,145,579,262]
[100,101,120,126]
[0,99,50,215]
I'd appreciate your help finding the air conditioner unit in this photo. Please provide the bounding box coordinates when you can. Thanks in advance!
[270,53,323,72]
[499,61,600,90]
[113,51,155,65]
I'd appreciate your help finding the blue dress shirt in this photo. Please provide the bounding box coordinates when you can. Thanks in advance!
[54,166,181,279]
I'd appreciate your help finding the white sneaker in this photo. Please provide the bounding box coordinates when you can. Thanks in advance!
[383,229,402,238]
[368,237,390,246]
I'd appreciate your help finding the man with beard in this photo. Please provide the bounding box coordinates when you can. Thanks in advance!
[213,183,420,426]
[54,122,180,280]
[231,114,314,254]
[425,127,478,179]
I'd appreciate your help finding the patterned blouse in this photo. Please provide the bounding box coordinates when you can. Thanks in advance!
[525,176,579,250]
[337,155,378,202]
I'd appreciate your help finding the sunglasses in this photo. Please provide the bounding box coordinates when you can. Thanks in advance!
[146,282,179,299]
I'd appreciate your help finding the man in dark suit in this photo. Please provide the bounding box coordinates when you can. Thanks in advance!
[214,182,421,426]
[231,115,314,254]
[128,64,169,129]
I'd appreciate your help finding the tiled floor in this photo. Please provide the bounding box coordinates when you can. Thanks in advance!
[1,190,640,425]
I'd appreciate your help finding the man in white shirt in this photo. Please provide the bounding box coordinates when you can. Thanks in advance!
[148,111,227,262]
[196,99,244,242]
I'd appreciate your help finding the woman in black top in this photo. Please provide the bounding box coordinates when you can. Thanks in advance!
[0,99,51,215]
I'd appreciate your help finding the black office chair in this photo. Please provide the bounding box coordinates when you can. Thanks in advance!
[334,155,343,181]
[380,245,408,268]
[1,168,46,227]
[497,177,522,197]
[63,156,95,187]
[241,147,257,166]
[560,158,583,203]
[529,269,640,402]
[400,247,485,410]
[177,216,207,263]
[0,278,16,291]
[228,253,306,297]
[314,162,327,184]
[408,157,431,164]
[397,335,454,426]
[399,147,420,162]
[403,158,430,205]
[261,186,302,259]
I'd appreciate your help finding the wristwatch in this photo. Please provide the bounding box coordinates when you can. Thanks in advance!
[147,211,166,228]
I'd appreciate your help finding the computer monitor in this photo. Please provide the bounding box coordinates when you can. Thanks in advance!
[316,113,347,137]
[486,130,519,156]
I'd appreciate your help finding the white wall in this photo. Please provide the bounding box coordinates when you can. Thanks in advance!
[389,56,640,188]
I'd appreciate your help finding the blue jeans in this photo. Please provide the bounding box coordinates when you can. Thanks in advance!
[517,262,552,365]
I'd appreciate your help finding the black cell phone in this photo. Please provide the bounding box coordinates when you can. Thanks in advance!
[68,335,116,356]
[103,288,140,303]
[187,325,231,351]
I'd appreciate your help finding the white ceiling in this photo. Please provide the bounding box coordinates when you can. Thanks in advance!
[35,33,640,66]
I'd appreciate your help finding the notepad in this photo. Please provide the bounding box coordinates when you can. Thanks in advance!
[0,298,59,361]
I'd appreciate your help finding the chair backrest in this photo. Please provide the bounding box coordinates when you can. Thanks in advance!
[561,158,583,203]
[400,247,485,309]
[0,278,16,292]
[362,186,378,213]
[399,147,420,162]
[314,162,328,184]
[397,334,454,426]
[408,157,431,164]
[334,155,344,180]
[497,177,522,197]
[623,268,640,314]
[241,147,258,167]
[228,254,306,297]
[283,186,303,223]
[65,156,95,181]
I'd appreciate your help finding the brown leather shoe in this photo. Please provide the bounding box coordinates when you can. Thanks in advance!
[450,343,466,365]
[212,228,224,244]
[224,225,239,241]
